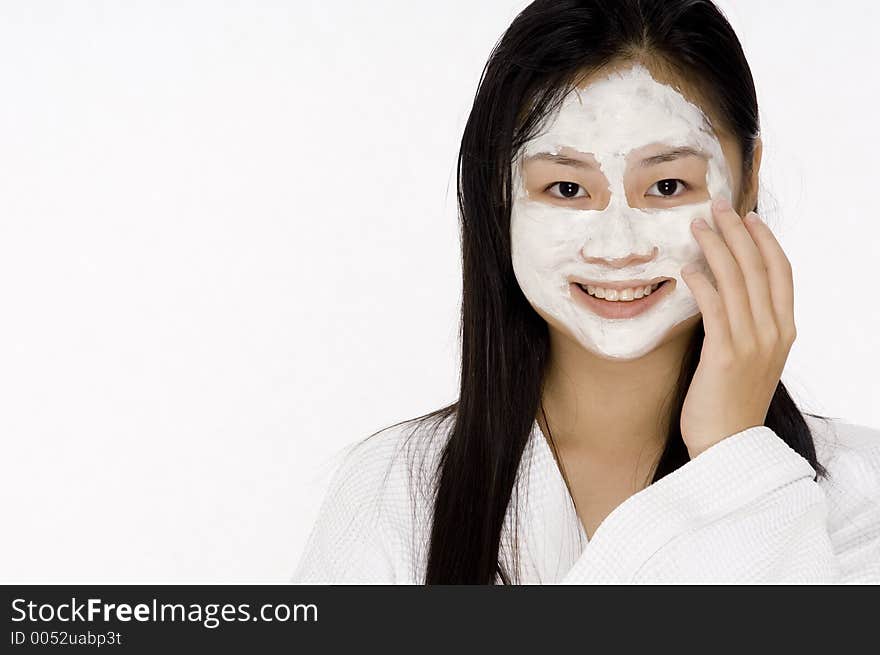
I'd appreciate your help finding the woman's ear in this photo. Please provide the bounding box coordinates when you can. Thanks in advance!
[744,136,762,212]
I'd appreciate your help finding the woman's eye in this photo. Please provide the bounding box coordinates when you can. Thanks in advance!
[546,182,589,199]
[646,179,688,197]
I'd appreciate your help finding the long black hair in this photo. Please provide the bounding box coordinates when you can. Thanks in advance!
[375,0,829,585]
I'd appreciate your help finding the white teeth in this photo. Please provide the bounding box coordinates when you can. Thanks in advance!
[579,281,666,302]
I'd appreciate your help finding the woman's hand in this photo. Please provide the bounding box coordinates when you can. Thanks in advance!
[678,196,796,459]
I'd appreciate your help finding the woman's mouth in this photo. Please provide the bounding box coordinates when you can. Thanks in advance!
[569,278,675,319]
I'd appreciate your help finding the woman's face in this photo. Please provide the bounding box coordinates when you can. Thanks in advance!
[510,61,749,360]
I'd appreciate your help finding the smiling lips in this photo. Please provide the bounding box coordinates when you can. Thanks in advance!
[569,277,675,319]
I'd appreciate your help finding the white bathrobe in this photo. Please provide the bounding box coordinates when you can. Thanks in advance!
[292,412,880,583]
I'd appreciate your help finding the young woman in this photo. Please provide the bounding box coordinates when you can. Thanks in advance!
[293,0,880,584]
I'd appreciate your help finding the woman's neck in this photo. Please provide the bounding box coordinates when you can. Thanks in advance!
[538,315,700,464]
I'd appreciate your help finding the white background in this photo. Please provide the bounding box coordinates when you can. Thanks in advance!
[1,0,877,582]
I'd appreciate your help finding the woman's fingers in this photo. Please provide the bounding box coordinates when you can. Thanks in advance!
[681,264,730,347]
[709,199,778,347]
[690,212,756,348]
[742,212,796,342]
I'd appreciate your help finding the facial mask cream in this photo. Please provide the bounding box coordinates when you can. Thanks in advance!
[510,63,734,360]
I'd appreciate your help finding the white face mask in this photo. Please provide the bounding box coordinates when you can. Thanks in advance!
[510,63,734,360]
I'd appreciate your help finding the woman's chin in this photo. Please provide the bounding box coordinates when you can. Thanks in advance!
[546,313,704,363]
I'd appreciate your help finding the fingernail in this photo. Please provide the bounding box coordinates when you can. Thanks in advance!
[745,211,761,223]
[692,218,708,230]
[712,195,731,211]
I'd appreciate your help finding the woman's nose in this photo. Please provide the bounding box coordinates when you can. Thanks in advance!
[581,245,658,268]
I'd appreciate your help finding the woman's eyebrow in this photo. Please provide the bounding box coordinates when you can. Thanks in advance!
[525,153,598,169]
[639,146,707,167]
